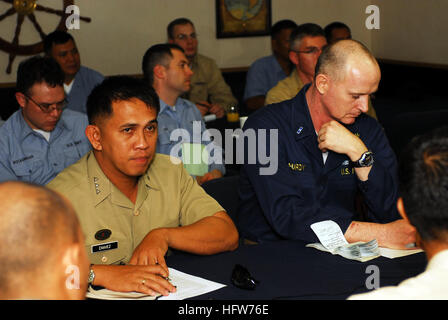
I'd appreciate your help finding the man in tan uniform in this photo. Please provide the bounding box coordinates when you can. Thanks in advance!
[266,23,377,120]
[48,76,239,297]
[167,17,237,118]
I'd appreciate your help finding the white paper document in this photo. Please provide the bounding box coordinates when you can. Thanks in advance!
[158,268,226,300]
[379,247,423,259]
[86,267,225,300]
[310,220,349,253]
[308,220,423,262]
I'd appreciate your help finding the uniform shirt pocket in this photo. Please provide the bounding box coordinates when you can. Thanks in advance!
[11,158,44,182]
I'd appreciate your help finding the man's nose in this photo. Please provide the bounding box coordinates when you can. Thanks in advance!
[135,130,149,149]
[358,96,369,113]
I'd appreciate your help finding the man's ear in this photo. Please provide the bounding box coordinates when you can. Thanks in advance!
[315,74,329,95]
[15,92,26,108]
[85,125,102,151]
[153,64,166,81]
[289,50,299,65]
[60,243,88,300]
[397,197,410,222]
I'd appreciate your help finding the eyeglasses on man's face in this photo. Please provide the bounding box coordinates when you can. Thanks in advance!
[24,93,67,113]
[291,46,324,55]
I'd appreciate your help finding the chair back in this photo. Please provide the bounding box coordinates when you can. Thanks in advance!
[201,175,240,223]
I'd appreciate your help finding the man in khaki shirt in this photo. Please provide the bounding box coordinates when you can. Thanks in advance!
[48,76,238,297]
[167,17,237,117]
[266,23,377,120]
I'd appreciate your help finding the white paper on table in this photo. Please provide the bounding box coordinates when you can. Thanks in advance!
[158,268,226,300]
[379,247,424,259]
[86,287,159,300]
[310,220,349,253]
[86,267,225,300]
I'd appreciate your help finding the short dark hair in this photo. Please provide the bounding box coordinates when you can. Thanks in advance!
[142,43,185,85]
[16,56,64,95]
[86,76,160,125]
[167,17,194,40]
[324,22,351,43]
[44,30,75,55]
[271,19,297,39]
[289,23,325,49]
[398,126,448,242]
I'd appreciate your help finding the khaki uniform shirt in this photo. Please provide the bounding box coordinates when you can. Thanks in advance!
[265,69,378,120]
[186,54,238,112]
[47,151,224,265]
[265,69,304,106]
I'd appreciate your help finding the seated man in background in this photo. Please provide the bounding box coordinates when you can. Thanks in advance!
[0,181,89,300]
[266,23,377,119]
[243,19,297,111]
[167,18,237,118]
[238,40,415,248]
[0,56,91,185]
[44,30,104,114]
[142,43,226,184]
[324,21,352,44]
[350,126,448,299]
[265,23,327,105]
[48,76,238,296]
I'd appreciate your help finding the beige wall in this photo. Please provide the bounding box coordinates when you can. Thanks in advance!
[0,0,446,84]
[370,0,448,65]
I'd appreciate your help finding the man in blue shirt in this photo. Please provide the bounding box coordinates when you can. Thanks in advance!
[243,20,297,111]
[0,56,91,185]
[44,31,104,114]
[239,40,416,248]
[142,44,225,185]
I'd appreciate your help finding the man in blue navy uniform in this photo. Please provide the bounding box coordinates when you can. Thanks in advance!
[44,31,104,114]
[238,39,416,248]
[0,56,90,185]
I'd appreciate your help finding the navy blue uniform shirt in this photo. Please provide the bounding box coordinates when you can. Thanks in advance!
[238,84,400,243]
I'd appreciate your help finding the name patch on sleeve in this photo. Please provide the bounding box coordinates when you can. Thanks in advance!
[91,241,118,253]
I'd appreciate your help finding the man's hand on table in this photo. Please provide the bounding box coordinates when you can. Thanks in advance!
[91,264,176,296]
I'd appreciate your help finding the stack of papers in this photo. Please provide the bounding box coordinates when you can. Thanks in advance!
[86,268,225,300]
[307,220,423,262]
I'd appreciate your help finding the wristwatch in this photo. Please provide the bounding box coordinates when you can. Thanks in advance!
[350,151,374,167]
[88,265,95,284]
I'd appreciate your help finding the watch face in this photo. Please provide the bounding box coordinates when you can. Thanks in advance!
[360,152,374,166]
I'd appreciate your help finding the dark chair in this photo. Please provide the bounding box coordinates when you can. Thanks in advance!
[383,110,448,160]
[201,175,240,223]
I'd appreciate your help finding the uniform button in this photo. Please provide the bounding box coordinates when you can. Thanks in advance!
[134,210,140,216]
[101,256,108,263]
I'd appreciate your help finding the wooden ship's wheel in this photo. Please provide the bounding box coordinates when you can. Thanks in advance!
[0,0,91,74]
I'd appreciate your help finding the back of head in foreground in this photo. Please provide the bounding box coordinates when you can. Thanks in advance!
[398,126,448,253]
[0,181,88,300]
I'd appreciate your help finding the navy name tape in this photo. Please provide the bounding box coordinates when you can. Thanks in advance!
[91,241,118,253]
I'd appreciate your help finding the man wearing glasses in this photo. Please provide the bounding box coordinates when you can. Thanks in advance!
[0,56,91,184]
[167,18,237,119]
[265,23,327,106]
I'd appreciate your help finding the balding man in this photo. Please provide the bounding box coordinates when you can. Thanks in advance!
[0,181,89,299]
[238,40,416,248]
